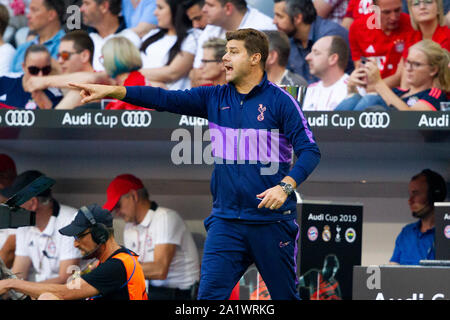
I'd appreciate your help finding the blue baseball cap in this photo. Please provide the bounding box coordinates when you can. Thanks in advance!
[59,204,113,237]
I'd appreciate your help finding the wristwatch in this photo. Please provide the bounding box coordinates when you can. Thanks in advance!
[279,182,294,196]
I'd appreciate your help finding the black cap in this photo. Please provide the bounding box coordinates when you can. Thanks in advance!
[59,204,113,237]
[0,170,51,199]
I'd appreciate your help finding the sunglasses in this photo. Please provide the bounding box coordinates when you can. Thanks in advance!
[74,231,91,241]
[28,65,52,76]
[57,50,82,61]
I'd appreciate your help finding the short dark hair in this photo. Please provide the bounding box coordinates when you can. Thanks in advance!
[329,36,349,71]
[61,30,95,65]
[283,0,317,25]
[0,4,9,36]
[43,0,65,24]
[95,0,122,16]
[226,28,269,69]
[182,0,205,9]
[218,0,247,12]
[264,30,291,67]
[412,169,447,203]
[24,44,51,62]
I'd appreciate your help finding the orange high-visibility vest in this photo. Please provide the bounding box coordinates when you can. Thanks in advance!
[112,251,148,300]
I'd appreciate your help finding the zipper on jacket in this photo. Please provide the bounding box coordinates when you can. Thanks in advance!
[237,99,244,219]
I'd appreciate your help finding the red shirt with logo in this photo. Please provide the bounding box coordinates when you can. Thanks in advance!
[403,25,450,58]
[349,13,414,78]
[345,0,374,20]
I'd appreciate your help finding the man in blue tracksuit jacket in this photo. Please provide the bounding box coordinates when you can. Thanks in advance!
[70,29,321,300]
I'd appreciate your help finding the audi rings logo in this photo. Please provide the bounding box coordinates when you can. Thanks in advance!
[5,110,35,127]
[358,112,390,129]
[121,111,152,127]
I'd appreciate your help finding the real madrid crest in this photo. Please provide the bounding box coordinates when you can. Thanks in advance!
[322,225,331,242]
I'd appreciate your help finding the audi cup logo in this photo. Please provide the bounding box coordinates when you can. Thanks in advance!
[358,112,390,128]
[120,111,152,127]
[5,110,35,127]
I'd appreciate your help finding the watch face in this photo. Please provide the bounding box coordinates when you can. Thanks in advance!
[281,183,293,195]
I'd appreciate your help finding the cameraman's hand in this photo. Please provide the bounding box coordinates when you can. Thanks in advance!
[0,279,10,296]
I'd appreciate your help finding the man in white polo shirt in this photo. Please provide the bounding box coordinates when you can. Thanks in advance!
[302,35,350,111]
[0,170,81,283]
[190,0,276,86]
[104,174,200,300]
[80,0,141,71]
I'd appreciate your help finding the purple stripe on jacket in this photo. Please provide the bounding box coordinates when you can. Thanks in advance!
[208,122,293,163]
[269,82,316,144]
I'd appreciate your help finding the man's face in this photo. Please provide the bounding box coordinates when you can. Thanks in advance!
[27,0,51,33]
[305,37,332,78]
[200,48,225,81]
[111,192,137,223]
[73,228,98,259]
[273,1,296,37]
[187,3,208,29]
[202,0,226,26]
[81,0,103,27]
[23,51,51,77]
[377,0,403,31]
[408,176,430,218]
[222,39,252,84]
[57,41,85,74]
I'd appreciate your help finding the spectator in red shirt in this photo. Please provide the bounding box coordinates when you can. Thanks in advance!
[336,40,449,111]
[101,36,152,110]
[349,0,414,83]
[341,0,374,29]
[387,0,449,88]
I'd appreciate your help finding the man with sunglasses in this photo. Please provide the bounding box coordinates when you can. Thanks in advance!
[0,44,63,109]
[24,30,111,110]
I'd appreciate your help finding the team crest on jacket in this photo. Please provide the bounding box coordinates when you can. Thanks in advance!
[257,104,266,121]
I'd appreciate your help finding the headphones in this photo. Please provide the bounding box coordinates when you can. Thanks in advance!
[421,169,447,205]
[80,206,110,245]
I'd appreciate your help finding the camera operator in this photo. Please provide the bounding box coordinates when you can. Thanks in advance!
[0,170,81,284]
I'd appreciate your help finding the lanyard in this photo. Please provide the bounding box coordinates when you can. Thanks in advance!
[38,236,55,273]
[133,226,150,262]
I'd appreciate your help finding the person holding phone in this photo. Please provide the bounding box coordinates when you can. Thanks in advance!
[335,39,449,111]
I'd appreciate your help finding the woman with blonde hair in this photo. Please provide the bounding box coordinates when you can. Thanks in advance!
[386,0,449,88]
[101,36,151,110]
[335,40,449,111]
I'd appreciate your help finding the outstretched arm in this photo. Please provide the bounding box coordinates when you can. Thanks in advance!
[69,83,211,118]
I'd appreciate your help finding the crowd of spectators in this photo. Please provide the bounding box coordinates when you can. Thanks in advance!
[0,0,448,111]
